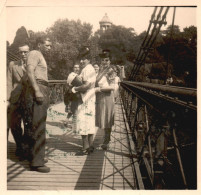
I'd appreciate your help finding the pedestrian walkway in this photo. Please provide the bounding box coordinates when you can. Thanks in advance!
[7,100,142,190]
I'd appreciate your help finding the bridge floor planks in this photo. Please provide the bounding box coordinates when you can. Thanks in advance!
[7,101,137,190]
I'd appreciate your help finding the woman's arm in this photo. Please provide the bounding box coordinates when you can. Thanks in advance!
[100,86,114,92]
[74,81,91,93]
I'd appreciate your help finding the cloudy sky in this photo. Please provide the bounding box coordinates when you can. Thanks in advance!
[6,6,196,44]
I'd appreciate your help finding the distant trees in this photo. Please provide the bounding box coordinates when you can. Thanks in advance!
[45,19,93,79]
[26,19,93,79]
[93,25,146,78]
[97,25,137,64]
[156,25,197,87]
[8,26,29,54]
[7,21,197,87]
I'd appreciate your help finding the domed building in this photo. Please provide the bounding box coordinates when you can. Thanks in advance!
[99,13,112,32]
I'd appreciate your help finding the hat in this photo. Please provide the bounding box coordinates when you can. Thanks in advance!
[79,45,90,59]
[67,72,77,85]
[99,49,111,58]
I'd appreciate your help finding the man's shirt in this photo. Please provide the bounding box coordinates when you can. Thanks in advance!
[26,50,48,82]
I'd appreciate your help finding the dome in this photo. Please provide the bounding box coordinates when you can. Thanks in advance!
[99,13,112,24]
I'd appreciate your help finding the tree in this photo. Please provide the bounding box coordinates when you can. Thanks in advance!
[27,19,93,79]
[8,26,29,54]
[162,25,181,38]
[97,25,138,65]
[156,25,197,87]
[45,19,93,79]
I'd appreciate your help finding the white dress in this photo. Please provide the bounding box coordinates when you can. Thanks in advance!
[75,64,96,135]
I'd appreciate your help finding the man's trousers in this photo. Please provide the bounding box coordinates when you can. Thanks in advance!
[24,83,49,167]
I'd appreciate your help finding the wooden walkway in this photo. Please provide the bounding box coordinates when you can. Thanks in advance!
[7,100,142,190]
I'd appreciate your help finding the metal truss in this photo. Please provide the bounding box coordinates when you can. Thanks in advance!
[120,81,197,189]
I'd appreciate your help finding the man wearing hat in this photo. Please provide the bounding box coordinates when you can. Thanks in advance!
[72,46,96,155]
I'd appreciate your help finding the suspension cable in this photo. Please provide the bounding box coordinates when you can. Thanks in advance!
[129,7,169,81]
[132,7,169,80]
[164,7,176,84]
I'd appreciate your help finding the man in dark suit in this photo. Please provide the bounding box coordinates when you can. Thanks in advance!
[7,43,30,157]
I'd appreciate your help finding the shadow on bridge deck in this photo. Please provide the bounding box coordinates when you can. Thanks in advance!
[7,101,139,190]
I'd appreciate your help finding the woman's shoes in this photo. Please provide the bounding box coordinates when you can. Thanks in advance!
[76,149,90,156]
[76,146,95,156]
[89,146,95,153]
[101,143,110,150]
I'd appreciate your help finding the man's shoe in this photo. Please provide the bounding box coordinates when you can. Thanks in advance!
[30,165,50,173]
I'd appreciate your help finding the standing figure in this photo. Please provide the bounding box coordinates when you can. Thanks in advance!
[64,64,80,126]
[95,50,115,150]
[7,43,30,158]
[72,46,96,155]
[24,37,52,173]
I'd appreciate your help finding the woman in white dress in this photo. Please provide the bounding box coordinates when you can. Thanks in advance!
[72,46,96,155]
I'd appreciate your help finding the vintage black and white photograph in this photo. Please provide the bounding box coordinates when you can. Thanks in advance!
[1,0,199,192]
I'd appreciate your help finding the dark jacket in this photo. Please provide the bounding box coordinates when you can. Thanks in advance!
[7,60,26,104]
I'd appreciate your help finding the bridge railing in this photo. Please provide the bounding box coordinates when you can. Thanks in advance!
[47,79,197,189]
[120,81,197,189]
[48,80,66,105]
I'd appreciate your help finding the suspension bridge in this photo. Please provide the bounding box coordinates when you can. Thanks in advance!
[7,6,197,190]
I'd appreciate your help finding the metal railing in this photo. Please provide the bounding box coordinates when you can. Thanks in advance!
[48,80,66,104]
[120,81,197,189]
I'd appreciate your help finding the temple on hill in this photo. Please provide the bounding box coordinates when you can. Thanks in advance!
[99,13,112,32]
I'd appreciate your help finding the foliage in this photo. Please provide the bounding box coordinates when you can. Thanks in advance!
[8,21,196,88]
[8,26,29,55]
[156,25,197,87]
[27,19,93,79]
[97,25,138,65]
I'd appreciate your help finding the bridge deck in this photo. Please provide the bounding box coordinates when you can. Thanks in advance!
[7,101,140,190]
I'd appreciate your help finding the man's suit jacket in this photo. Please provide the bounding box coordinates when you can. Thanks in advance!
[7,60,25,104]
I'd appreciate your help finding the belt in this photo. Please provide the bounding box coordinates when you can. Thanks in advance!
[36,79,49,87]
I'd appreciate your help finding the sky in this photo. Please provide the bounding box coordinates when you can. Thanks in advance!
[6,6,196,44]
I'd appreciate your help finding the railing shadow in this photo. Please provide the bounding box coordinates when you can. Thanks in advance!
[7,141,29,182]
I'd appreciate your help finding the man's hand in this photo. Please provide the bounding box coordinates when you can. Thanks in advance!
[35,90,44,104]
